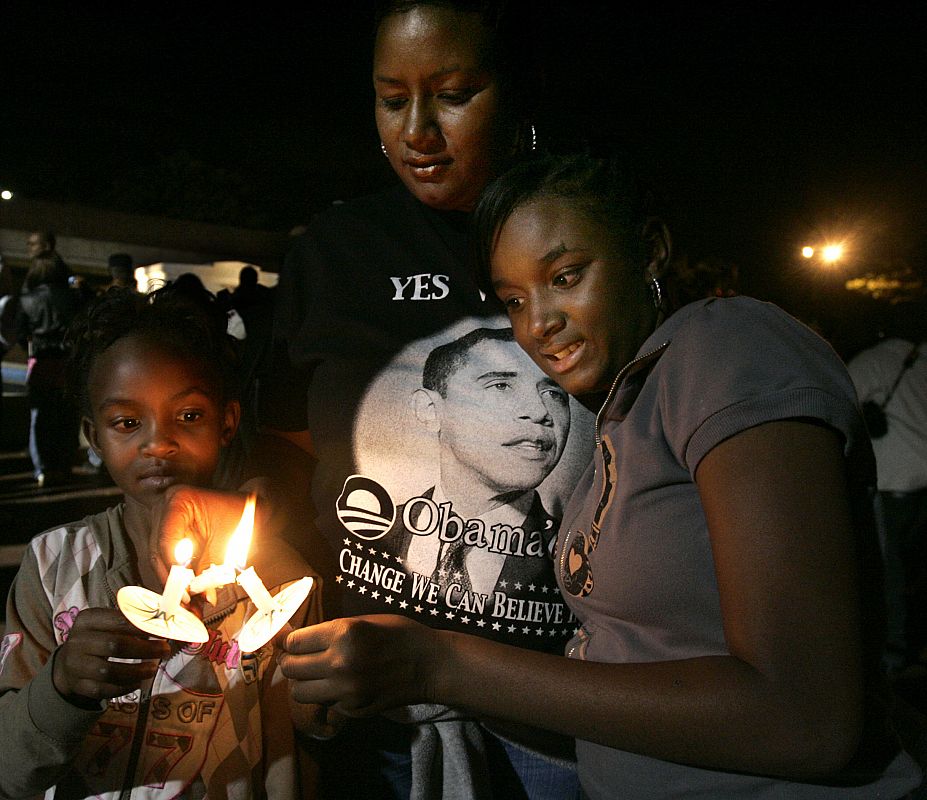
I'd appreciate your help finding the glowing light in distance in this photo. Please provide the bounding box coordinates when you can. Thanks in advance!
[822,244,843,263]
[0,190,12,200]
[801,246,814,258]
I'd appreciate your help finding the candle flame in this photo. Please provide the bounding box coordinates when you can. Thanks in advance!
[224,494,257,570]
[174,538,194,566]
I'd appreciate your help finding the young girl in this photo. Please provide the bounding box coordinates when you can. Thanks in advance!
[275,153,923,798]
[0,286,323,799]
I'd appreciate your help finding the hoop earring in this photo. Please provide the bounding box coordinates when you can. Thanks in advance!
[530,124,537,151]
[380,142,388,158]
[650,275,663,311]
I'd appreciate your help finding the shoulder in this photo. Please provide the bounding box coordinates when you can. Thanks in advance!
[656,297,844,378]
[27,506,123,573]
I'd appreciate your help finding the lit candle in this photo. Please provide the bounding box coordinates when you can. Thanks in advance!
[237,566,279,615]
[158,539,195,618]
[188,495,256,596]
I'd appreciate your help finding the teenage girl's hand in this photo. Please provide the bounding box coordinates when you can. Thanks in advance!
[52,608,171,707]
[278,615,438,716]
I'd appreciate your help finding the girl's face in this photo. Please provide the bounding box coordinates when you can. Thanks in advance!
[83,336,239,509]
[373,5,520,212]
[490,196,658,399]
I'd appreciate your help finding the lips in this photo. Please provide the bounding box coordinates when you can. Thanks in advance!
[541,339,585,375]
[137,465,179,491]
[403,156,452,181]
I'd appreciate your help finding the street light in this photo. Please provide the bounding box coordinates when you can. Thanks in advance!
[801,246,815,258]
[0,190,12,201]
[821,244,843,264]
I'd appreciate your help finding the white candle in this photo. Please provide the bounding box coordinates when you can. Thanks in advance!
[237,566,279,615]
[188,563,237,595]
[158,539,194,617]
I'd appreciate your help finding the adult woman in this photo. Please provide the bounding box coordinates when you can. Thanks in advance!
[251,2,594,796]
[276,154,923,798]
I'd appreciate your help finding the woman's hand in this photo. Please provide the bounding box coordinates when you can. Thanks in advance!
[278,615,438,716]
[52,608,171,707]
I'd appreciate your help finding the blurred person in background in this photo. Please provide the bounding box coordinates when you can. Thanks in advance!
[848,300,927,679]
[15,254,83,486]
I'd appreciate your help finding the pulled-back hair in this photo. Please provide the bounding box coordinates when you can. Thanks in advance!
[66,284,240,417]
[471,152,653,295]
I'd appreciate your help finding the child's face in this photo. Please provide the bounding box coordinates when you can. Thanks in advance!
[490,195,656,398]
[83,336,239,509]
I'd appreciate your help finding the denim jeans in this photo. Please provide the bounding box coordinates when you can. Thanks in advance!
[314,716,580,799]
[490,733,581,800]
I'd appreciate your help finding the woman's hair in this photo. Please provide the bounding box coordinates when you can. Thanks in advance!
[66,283,240,416]
[372,0,541,119]
[471,151,654,294]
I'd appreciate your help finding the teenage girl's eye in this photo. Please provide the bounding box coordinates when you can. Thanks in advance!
[552,267,583,288]
[502,296,523,313]
[179,410,204,423]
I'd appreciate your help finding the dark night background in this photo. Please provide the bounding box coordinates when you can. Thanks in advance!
[2,2,925,355]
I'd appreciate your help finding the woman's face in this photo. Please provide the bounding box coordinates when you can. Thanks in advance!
[373,5,520,212]
[490,196,657,399]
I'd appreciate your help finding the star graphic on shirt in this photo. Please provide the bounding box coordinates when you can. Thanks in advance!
[347,580,355,588]
[499,580,508,589]
[492,622,501,631]
[445,611,455,620]
[335,574,344,583]
[514,582,522,591]
[358,586,367,595]
[460,616,471,625]
[399,600,408,609]
[394,555,404,564]
[437,568,447,578]
[522,626,530,635]
[430,608,439,616]
[380,549,391,559]
[385,596,395,605]
[354,541,364,551]
[371,590,380,600]
[476,619,486,628]
[528,583,536,592]
[549,629,558,637]
[414,605,423,614]
[536,628,544,636]
[541,585,550,594]
[507,625,516,634]
[343,538,351,547]
[452,571,462,581]
[368,547,377,555]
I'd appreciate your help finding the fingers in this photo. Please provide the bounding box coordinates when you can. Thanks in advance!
[56,608,172,701]
[64,658,161,703]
